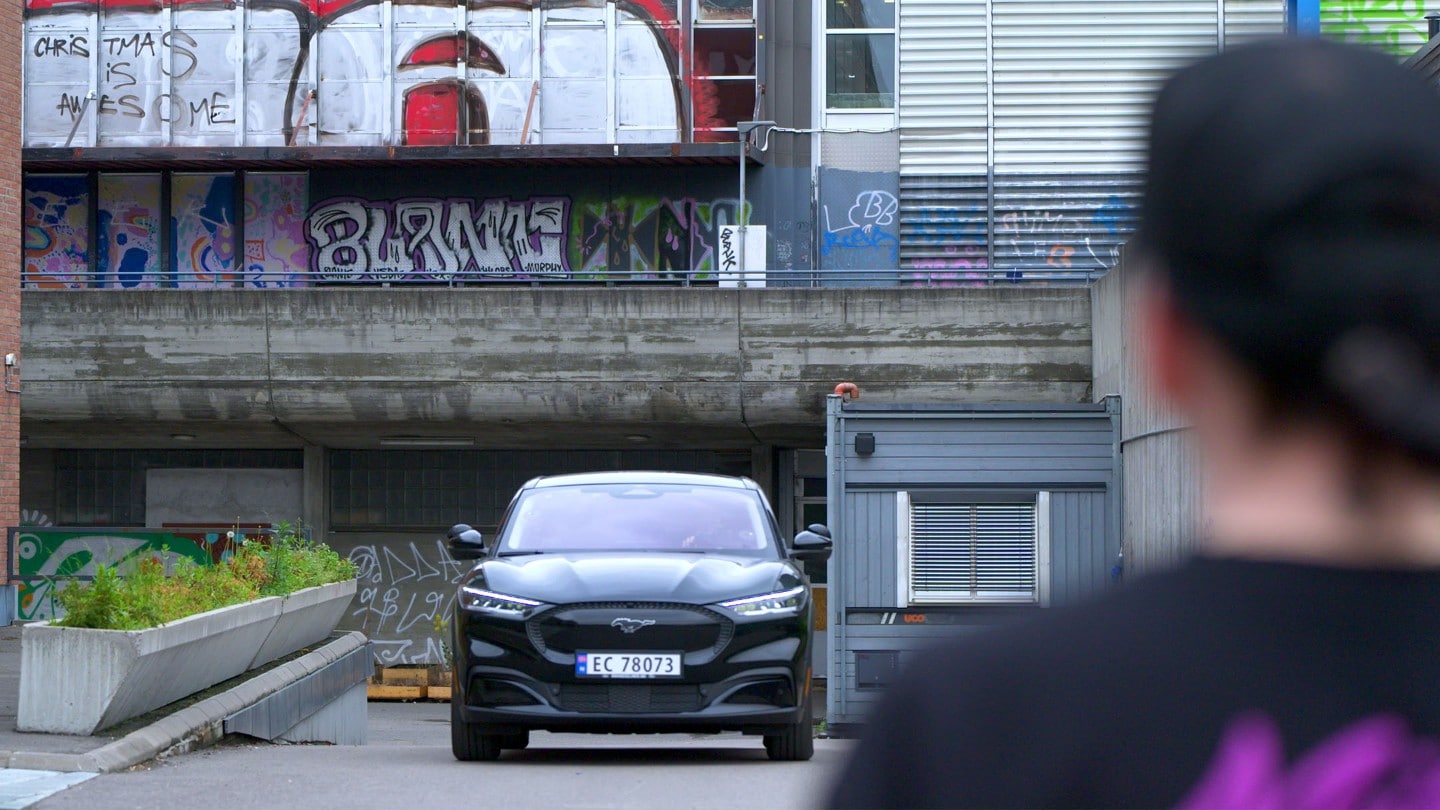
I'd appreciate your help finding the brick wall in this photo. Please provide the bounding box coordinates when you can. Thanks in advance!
[0,1,23,586]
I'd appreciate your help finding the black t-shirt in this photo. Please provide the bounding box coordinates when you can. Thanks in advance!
[827,556,1440,809]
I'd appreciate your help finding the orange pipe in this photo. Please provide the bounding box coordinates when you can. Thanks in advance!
[833,382,859,400]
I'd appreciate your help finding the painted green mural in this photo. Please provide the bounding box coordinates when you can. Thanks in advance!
[11,528,254,621]
[1322,0,1429,55]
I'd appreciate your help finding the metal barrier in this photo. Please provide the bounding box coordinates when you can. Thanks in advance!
[20,266,1102,289]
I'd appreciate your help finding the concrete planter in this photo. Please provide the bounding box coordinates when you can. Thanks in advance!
[18,578,358,735]
[249,579,358,669]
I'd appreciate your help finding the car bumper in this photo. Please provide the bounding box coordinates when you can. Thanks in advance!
[455,664,807,734]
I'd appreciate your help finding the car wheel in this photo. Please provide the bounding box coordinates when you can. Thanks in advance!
[764,696,815,761]
[500,730,530,750]
[451,695,502,761]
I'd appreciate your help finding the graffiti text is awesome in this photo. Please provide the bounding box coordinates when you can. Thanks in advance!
[309,197,572,280]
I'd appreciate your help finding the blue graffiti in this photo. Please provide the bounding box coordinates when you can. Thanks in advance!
[822,227,901,262]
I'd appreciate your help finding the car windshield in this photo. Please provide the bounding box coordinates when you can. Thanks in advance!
[498,483,777,556]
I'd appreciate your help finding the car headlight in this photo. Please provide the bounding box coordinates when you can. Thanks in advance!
[719,586,807,617]
[459,586,544,618]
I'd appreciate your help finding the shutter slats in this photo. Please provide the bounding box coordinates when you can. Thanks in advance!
[910,502,1037,603]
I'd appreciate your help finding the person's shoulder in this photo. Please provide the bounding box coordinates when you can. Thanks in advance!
[907,558,1218,681]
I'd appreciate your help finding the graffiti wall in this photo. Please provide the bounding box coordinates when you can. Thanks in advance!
[25,172,312,288]
[819,168,901,279]
[337,535,464,665]
[23,0,757,148]
[1322,0,1429,56]
[306,165,749,280]
[10,527,250,621]
[23,175,90,288]
[893,174,1138,284]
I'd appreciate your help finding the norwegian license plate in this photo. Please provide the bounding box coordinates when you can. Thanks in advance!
[576,652,683,679]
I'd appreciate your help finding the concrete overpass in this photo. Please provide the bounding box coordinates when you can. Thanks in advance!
[20,287,1093,450]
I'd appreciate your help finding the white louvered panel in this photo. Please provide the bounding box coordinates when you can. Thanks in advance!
[910,502,1037,603]
[898,0,990,176]
[1223,0,1286,47]
[991,0,1219,174]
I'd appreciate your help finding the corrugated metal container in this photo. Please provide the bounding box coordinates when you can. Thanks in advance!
[824,396,1121,730]
[896,0,1285,280]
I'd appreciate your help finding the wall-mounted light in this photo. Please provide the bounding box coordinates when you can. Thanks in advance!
[855,432,876,456]
[379,436,476,447]
[170,433,197,442]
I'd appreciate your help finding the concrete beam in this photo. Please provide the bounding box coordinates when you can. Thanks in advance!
[22,288,1091,448]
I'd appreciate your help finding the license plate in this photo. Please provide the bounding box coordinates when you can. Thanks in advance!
[576,652,682,679]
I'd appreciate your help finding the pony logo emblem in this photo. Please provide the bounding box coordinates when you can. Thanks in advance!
[611,617,656,634]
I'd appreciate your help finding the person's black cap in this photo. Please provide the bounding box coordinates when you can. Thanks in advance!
[1137,37,1440,460]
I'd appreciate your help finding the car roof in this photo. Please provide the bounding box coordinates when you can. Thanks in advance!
[527,471,755,490]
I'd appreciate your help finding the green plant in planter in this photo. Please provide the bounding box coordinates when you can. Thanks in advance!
[52,523,355,631]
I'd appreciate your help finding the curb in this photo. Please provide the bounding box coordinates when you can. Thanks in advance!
[2,631,369,774]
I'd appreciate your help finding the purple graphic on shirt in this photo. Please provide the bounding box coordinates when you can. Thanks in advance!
[1179,712,1440,809]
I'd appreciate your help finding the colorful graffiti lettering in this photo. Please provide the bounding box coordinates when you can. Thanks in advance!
[575,198,743,277]
[309,196,571,281]
[1321,0,1428,56]
[308,194,743,281]
[11,528,251,621]
[23,0,746,148]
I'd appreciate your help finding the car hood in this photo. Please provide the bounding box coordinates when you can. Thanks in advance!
[471,552,801,605]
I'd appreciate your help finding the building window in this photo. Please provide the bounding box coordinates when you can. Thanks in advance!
[898,493,1043,604]
[693,0,757,139]
[329,449,753,531]
[826,0,896,110]
[54,450,303,527]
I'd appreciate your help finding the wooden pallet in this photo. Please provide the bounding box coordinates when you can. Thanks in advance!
[367,665,453,702]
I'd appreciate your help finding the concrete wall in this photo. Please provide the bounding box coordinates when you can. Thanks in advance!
[1091,257,1201,575]
[330,530,460,666]
[21,287,1094,449]
[144,469,304,528]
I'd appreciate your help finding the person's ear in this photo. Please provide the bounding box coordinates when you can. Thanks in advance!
[1138,278,1197,406]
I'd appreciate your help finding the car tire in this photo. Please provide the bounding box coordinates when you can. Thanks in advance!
[764,696,815,761]
[500,730,530,750]
[451,696,503,761]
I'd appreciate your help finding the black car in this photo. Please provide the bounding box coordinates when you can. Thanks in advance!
[446,471,832,762]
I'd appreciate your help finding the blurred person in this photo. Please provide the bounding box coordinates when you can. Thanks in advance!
[827,38,1440,809]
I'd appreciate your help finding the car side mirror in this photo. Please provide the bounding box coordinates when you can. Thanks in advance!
[447,523,487,560]
[791,527,832,561]
[806,523,832,539]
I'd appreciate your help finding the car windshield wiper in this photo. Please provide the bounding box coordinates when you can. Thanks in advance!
[497,550,547,557]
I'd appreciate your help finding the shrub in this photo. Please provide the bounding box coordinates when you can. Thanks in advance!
[53,523,356,631]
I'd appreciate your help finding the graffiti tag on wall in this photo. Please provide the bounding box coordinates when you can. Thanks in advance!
[343,539,465,665]
[10,528,246,621]
[309,195,744,281]
[23,0,749,148]
[1321,0,1428,55]
[25,173,310,288]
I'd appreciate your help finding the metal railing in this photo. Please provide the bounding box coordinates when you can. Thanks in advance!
[21,266,1105,289]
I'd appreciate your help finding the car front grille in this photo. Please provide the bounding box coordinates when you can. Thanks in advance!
[527,602,734,661]
[558,684,703,713]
